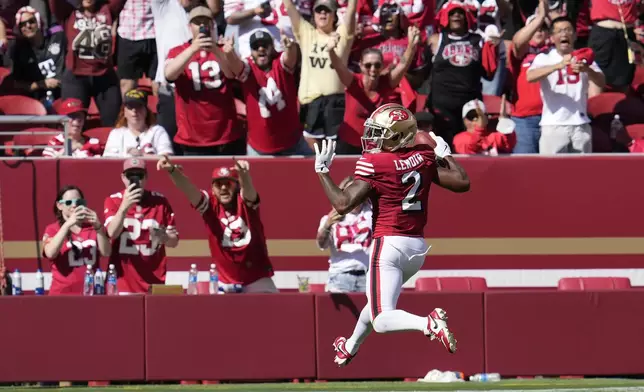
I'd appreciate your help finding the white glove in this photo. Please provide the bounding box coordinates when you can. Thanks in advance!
[314,139,336,173]
[429,132,452,159]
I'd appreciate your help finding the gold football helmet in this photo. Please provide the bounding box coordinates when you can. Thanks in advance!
[361,103,418,153]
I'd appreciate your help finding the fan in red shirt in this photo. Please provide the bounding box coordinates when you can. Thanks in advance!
[222,30,311,155]
[49,0,124,126]
[507,3,550,154]
[104,158,179,294]
[329,25,420,154]
[165,6,243,156]
[157,155,277,293]
[453,98,516,155]
[43,98,104,158]
[42,185,111,295]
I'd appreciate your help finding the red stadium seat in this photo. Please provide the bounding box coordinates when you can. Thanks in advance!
[415,277,488,292]
[137,77,153,94]
[631,66,644,97]
[482,94,513,117]
[591,123,612,152]
[308,283,326,293]
[0,95,46,115]
[557,277,632,291]
[147,94,158,114]
[588,92,626,120]
[9,127,57,157]
[0,67,10,85]
[83,127,112,145]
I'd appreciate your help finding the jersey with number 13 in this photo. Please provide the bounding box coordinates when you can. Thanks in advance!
[166,42,240,147]
[354,144,437,238]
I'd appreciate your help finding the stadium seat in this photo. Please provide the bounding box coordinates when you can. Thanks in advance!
[0,67,10,85]
[631,66,644,97]
[482,94,513,117]
[147,94,158,114]
[415,277,488,292]
[588,92,626,120]
[83,127,112,144]
[591,124,613,152]
[557,277,632,291]
[9,127,58,157]
[0,95,46,116]
[308,283,326,293]
[137,77,153,93]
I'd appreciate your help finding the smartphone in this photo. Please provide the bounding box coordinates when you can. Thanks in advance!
[127,173,142,190]
[199,24,210,37]
[261,1,272,13]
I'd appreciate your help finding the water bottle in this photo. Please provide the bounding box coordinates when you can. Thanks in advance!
[469,373,501,382]
[12,269,22,296]
[94,268,105,295]
[610,114,624,139]
[187,264,198,295]
[35,269,45,295]
[208,263,219,295]
[83,265,94,296]
[43,90,54,114]
[106,264,118,296]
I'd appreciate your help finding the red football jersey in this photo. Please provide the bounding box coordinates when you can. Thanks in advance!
[238,54,302,154]
[508,43,550,118]
[354,144,437,238]
[590,0,638,24]
[339,73,401,147]
[63,5,114,76]
[104,191,176,293]
[42,133,104,158]
[167,42,240,147]
[194,190,274,285]
[42,222,100,295]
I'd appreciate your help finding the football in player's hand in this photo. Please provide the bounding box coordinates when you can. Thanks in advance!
[413,131,437,148]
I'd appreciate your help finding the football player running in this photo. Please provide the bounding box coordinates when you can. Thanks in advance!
[314,103,470,367]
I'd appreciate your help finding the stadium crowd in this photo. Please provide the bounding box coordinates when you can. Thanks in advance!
[0,0,643,157]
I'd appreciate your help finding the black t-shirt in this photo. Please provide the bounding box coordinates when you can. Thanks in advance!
[10,31,66,99]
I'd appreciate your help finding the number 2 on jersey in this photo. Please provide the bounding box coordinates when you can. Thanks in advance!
[401,170,421,211]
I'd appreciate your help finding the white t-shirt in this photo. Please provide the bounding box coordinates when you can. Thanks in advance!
[223,0,283,59]
[528,48,602,126]
[152,0,218,83]
[317,204,372,274]
[103,125,174,157]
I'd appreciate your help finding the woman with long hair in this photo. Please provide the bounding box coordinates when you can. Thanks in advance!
[42,185,111,295]
[103,89,173,157]
[316,176,373,292]
[49,0,125,126]
[328,26,420,154]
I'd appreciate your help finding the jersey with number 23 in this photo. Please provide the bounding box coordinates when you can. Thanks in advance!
[354,144,437,238]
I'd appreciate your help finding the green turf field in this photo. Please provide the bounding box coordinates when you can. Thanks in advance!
[4,379,644,391]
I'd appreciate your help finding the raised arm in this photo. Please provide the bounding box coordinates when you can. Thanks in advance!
[283,0,303,34]
[280,30,298,70]
[512,0,547,59]
[157,155,204,207]
[232,158,259,205]
[429,132,470,192]
[389,26,421,88]
[220,36,245,77]
[108,0,127,18]
[344,0,358,36]
[48,0,75,24]
[206,0,222,16]
[327,33,354,87]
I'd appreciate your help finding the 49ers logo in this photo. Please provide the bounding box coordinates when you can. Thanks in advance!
[442,42,479,66]
[389,109,409,121]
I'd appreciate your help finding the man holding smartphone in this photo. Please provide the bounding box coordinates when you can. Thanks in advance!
[104,158,179,293]
[164,6,244,155]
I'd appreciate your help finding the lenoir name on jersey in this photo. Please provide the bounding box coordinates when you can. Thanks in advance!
[394,153,425,171]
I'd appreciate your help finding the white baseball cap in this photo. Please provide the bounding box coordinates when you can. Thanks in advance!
[462,99,487,119]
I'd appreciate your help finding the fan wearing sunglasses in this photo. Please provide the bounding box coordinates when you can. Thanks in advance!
[42,185,111,295]
[327,26,420,155]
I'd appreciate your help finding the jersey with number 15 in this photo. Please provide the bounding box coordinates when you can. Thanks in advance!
[166,42,240,147]
[354,144,437,238]
[104,191,176,293]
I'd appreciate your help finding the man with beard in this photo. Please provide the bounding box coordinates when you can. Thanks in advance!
[157,155,278,293]
[222,29,311,155]
[527,16,605,154]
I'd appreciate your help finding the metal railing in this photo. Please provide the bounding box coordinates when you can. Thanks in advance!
[0,115,70,156]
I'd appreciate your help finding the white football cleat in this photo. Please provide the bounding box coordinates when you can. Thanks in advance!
[425,307,457,353]
[332,336,356,367]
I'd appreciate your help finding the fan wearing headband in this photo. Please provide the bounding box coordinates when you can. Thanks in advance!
[10,6,66,101]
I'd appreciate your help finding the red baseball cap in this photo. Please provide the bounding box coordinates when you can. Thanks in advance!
[123,158,147,173]
[212,166,238,181]
[54,98,87,116]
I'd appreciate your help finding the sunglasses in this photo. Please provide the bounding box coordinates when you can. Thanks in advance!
[212,179,235,188]
[315,6,332,13]
[59,198,86,207]
[19,18,37,28]
[251,41,271,51]
[362,62,382,69]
